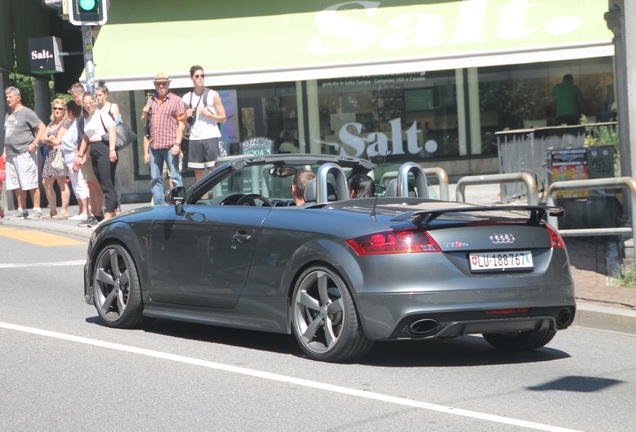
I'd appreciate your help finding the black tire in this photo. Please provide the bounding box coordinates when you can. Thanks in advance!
[291,266,373,362]
[483,329,557,351]
[92,243,146,328]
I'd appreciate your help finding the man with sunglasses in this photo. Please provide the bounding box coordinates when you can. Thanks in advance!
[181,65,227,182]
[141,72,187,205]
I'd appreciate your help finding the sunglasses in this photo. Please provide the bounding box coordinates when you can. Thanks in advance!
[193,74,204,79]
[83,102,95,107]
[53,107,66,111]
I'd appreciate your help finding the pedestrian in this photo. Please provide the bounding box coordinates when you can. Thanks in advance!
[141,72,186,204]
[551,74,585,126]
[96,80,122,213]
[61,100,91,221]
[348,174,375,198]
[68,82,102,225]
[181,65,227,182]
[2,86,46,219]
[75,92,118,222]
[40,98,71,219]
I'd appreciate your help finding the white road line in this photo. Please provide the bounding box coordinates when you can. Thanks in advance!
[0,321,581,432]
[0,260,85,269]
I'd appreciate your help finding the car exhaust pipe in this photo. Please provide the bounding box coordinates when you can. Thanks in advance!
[408,318,439,336]
[556,308,574,329]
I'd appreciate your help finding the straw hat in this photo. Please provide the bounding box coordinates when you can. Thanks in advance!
[153,72,171,83]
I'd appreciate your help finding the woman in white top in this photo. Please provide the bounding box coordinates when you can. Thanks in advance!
[75,93,118,222]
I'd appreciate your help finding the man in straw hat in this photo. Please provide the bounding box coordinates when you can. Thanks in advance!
[141,72,187,205]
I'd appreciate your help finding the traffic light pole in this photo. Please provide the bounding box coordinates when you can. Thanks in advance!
[81,24,95,95]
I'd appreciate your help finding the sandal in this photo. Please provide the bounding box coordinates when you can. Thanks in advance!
[42,214,54,219]
[52,214,68,220]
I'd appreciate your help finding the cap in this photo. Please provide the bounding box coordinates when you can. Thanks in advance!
[153,72,171,83]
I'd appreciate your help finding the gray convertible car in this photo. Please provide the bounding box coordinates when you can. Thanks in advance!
[84,154,575,362]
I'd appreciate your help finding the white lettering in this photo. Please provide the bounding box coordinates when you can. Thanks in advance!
[497,0,538,40]
[336,118,423,158]
[389,118,405,155]
[338,123,366,157]
[366,132,389,157]
[307,1,380,54]
[381,13,444,49]
[452,0,487,43]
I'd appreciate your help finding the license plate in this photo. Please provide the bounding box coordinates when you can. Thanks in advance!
[469,251,534,272]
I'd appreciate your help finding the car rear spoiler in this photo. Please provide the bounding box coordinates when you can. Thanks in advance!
[391,205,565,226]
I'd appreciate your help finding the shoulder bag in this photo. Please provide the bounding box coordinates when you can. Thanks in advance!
[101,113,137,150]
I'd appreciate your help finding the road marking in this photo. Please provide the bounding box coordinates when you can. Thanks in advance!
[0,321,581,432]
[0,260,85,269]
[0,227,84,246]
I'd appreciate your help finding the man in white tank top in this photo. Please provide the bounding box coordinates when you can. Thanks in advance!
[182,65,227,182]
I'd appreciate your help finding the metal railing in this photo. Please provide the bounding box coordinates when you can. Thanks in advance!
[423,167,450,201]
[545,177,636,238]
[456,172,538,205]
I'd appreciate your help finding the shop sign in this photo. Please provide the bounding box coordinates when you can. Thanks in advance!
[338,117,427,158]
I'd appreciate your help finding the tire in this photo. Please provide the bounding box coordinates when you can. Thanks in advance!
[483,329,557,351]
[92,243,146,328]
[291,266,373,362]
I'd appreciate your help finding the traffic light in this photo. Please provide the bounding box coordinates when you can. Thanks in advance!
[68,0,108,26]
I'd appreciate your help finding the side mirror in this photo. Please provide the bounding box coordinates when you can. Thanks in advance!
[165,186,186,214]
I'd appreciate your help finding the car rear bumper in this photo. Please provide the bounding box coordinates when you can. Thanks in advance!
[356,289,576,340]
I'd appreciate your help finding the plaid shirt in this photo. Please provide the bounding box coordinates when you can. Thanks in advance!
[146,92,186,150]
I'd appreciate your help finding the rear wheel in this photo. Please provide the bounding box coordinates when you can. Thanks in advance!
[291,266,373,362]
[483,329,557,351]
[92,244,146,328]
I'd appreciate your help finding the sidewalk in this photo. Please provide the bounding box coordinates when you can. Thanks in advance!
[2,185,636,335]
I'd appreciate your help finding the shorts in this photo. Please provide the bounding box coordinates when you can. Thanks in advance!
[187,138,219,169]
[5,152,39,191]
[81,159,98,182]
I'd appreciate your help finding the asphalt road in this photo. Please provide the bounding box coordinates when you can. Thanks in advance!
[1,227,635,432]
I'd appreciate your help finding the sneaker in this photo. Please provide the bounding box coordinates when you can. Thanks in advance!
[9,210,27,220]
[69,214,88,221]
[27,210,42,219]
[78,217,99,227]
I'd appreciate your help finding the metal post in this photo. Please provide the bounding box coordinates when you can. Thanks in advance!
[81,24,95,94]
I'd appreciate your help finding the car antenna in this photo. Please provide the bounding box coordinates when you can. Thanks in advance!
[370,150,391,221]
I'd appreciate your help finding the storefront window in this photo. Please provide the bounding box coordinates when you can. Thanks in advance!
[316,72,458,163]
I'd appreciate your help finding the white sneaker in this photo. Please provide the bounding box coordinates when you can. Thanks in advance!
[9,210,27,220]
[69,214,88,221]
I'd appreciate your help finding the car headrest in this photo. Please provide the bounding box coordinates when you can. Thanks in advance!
[303,178,316,203]
[385,179,416,197]
[327,182,337,201]
[385,179,397,197]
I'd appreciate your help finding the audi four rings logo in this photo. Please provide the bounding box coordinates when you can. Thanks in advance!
[490,234,515,244]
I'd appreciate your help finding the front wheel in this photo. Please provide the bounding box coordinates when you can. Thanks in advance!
[291,266,373,362]
[483,329,557,351]
[92,244,146,328]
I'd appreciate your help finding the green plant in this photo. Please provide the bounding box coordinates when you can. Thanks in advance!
[611,263,636,288]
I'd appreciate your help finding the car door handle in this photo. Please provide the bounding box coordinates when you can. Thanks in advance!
[233,232,252,244]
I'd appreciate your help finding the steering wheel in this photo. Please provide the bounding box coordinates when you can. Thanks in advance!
[235,193,273,207]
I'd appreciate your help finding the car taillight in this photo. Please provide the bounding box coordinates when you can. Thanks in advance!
[546,224,565,249]
[346,229,441,255]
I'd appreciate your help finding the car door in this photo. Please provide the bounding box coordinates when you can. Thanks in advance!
[146,204,270,309]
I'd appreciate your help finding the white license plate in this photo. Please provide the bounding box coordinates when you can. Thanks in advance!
[469,251,534,272]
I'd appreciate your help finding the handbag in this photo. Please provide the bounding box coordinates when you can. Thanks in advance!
[51,148,66,172]
[101,114,137,150]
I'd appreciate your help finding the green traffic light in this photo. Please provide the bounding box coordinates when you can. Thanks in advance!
[78,0,97,11]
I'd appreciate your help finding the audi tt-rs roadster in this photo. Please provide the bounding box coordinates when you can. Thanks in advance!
[84,154,575,362]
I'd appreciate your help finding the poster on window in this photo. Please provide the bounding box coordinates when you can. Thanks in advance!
[218,89,239,144]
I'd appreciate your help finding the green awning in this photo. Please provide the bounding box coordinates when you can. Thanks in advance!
[91,0,614,91]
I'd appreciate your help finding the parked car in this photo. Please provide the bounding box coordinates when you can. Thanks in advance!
[84,154,575,362]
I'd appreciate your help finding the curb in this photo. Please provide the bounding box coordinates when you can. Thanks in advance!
[575,302,636,335]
